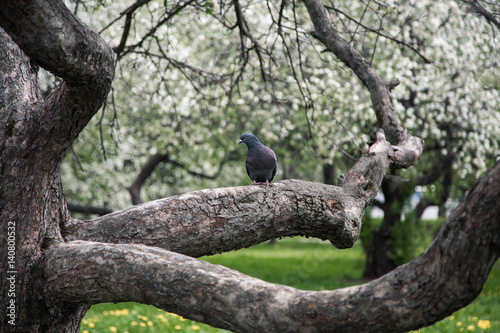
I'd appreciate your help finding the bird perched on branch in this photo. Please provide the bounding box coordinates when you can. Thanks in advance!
[239,133,277,185]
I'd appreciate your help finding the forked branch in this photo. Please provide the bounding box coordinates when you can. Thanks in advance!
[302,0,423,168]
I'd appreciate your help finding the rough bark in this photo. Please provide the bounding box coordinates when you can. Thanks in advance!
[44,161,500,333]
[0,0,114,331]
[68,180,362,255]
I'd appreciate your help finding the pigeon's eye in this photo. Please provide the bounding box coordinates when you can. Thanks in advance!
[243,136,246,139]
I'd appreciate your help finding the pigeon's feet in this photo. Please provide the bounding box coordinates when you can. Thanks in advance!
[252,180,273,185]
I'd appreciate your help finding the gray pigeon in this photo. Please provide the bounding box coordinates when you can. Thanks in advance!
[239,133,277,185]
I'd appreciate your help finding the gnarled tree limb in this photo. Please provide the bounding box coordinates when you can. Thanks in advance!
[66,131,393,255]
[0,0,115,158]
[45,160,500,332]
[302,0,423,168]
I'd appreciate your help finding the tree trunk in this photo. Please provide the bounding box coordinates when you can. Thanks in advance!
[362,177,402,279]
[0,0,115,330]
[323,163,335,185]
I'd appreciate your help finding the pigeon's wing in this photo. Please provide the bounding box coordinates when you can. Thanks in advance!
[245,161,252,180]
[269,162,277,182]
[260,146,277,183]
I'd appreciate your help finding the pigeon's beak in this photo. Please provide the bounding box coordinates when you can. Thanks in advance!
[238,140,243,145]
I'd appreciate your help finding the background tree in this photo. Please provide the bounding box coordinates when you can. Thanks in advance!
[0,1,499,333]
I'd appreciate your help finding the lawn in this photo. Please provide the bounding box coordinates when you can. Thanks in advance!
[80,237,499,332]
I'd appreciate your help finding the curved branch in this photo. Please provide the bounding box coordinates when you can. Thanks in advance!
[119,0,198,59]
[45,159,500,332]
[128,152,171,205]
[67,135,394,256]
[127,149,231,205]
[67,180,360,255]
[302,0,423,168]
[0,0,115,158]
[234,0,268,80]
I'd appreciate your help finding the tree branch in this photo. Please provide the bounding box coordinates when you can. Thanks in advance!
[67,180,360,254]
[324,5,432,64]
[0,0,115,159]
[128,152,171,205]
[301,0,423,168]
[233,0,268,81]
[67,134,396,255]
[45,160,500,332]
[462,0,500,30]
[67,203,113,216]
[127,149,231,205]
[67,131,393,259]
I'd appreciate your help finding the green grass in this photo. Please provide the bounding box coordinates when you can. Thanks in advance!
[80,237,500,332]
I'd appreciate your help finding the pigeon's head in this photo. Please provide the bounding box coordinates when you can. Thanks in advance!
[239,133,260,147]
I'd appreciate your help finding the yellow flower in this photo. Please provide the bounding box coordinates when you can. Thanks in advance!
[103,311,109,315]
[147,321,154,326]
[472,317,479,322]
[467,325,475,331]
[458,322,463,326]
[449,316,455,321]
[478,320,491,329]
[140,322,146,327]
[109,327,117,332]
[88,322,95,328]
[82,331,89,333]
[175,325,182,330]
[192,325,201,330]
[131,321,138,326]
[156,314,169,323]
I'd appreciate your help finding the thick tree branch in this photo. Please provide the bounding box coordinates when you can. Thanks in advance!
[45,160,500,332]
[0,0,115,159]
[66,134,395,255]
[67,180,360,254]
[302,0,423,168]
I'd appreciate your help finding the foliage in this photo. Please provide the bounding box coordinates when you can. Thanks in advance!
[387,216,443,266]
[79,237,500,332]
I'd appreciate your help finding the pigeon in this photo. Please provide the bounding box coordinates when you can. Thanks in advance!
[239,133,277,185]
